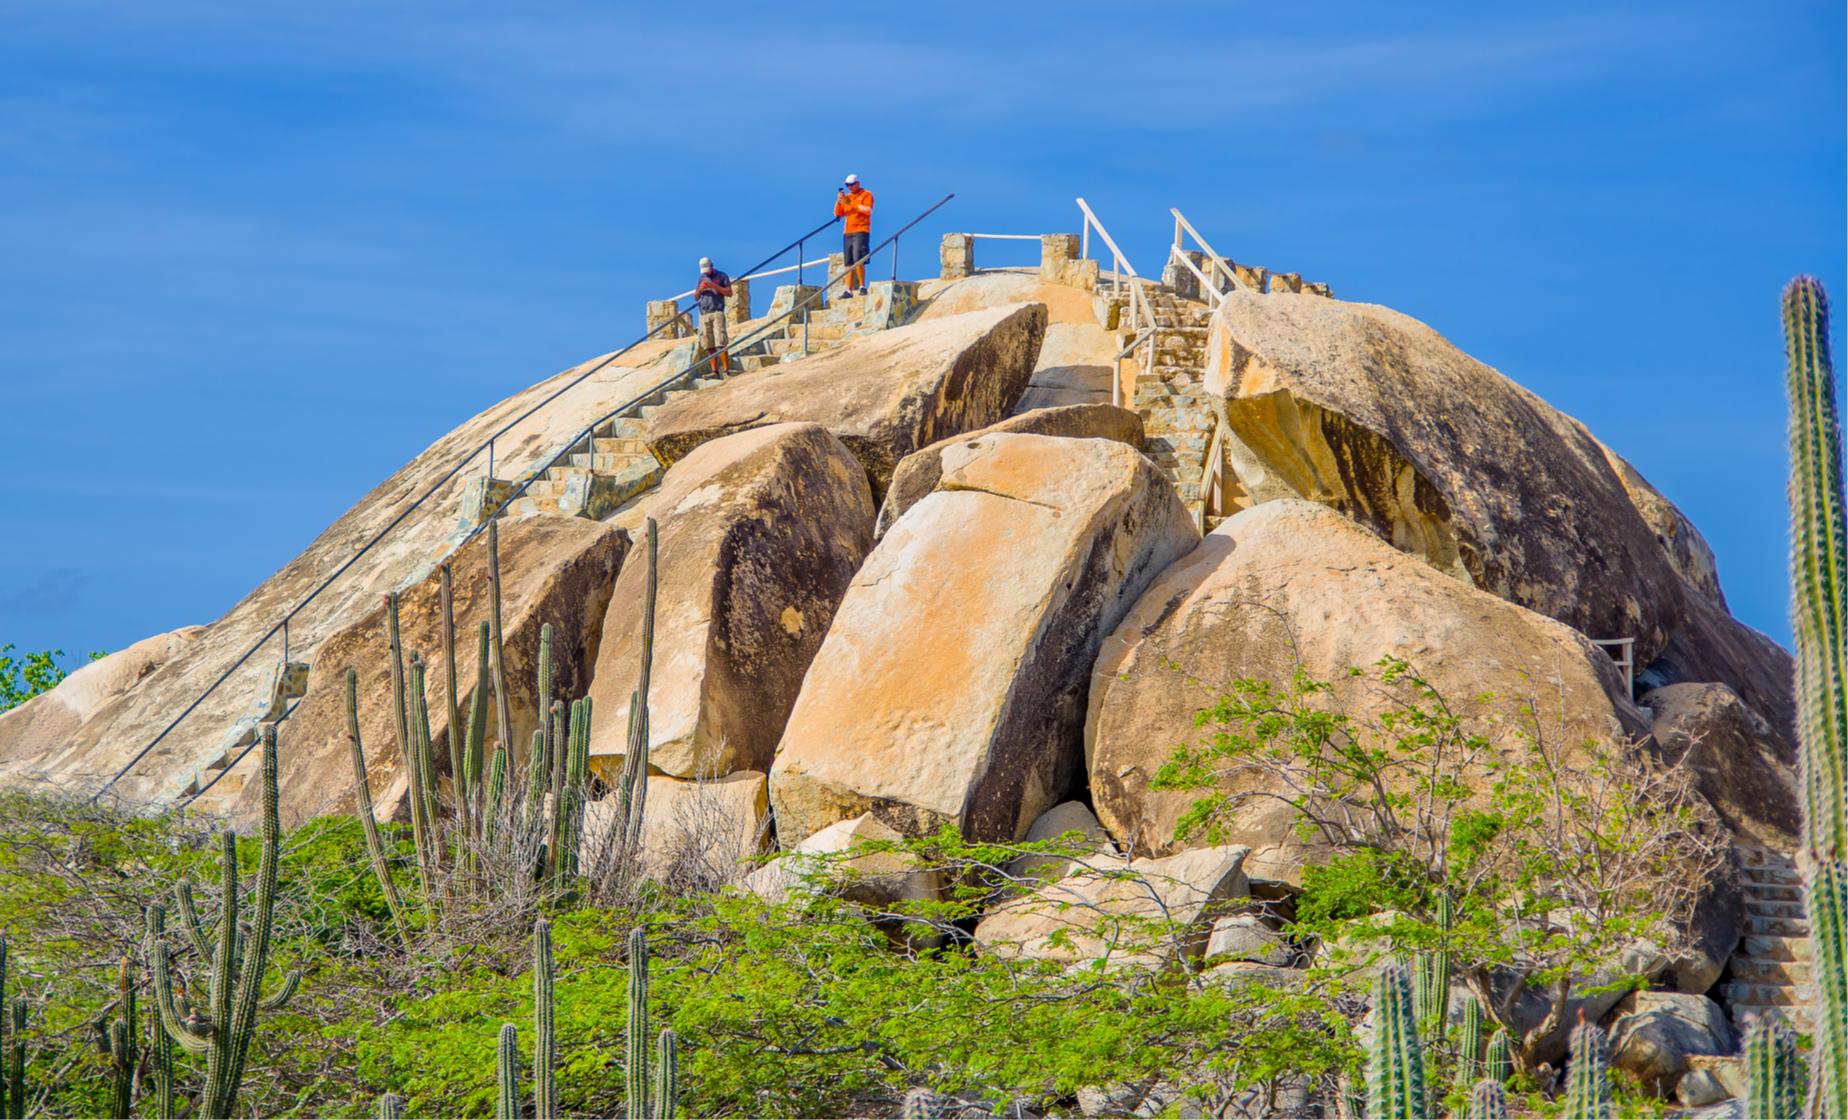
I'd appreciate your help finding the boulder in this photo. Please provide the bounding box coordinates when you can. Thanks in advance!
[585,423,875,779]
[745,812,941,909]
[1647,587,1797,753]
[236,515,627,827]
[972,845,1250,966]
[1673,1068,1728,1108]
[1200,288,1779,702]
[0,627,204,781]
[874,403,1145,537]
[648,303,1048,494]
[770,432,1198,846]
[1011,800,1114,882]
[583,771,769,888]
[1205,914,1295,967]
[1645,682,1799,849]
[1607,991,1733,1095]
[1086,499,1640,875]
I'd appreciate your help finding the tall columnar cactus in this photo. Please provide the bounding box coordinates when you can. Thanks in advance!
[535,919,557,1120]
[1466,1078,1509,1120]
[1,936,22,1120]
[655,1030,678,1120]
[1458,994,1484,1083]
[1746,1013,1803,1119]
[484,743,509,845]
[1414,893,1452,1041]
[4,997,21,1120]
[439,561,462,789]
[1564,1013,1612,1120]
[462,621,493,839]
[495,1022,520,1120]
[608,518,660,886]
[1785,273,1848,1120]
[100,954,138,1120]
[1338,1076,1366,1120]
[628,927,652,1120]
[1366,963,1428,1120]
[536,622,555,787]
[487,520,515,803]
[148,726,301,1120]
[1484,1028,1512,1086]
[385,592,435,897]
[346,668,413,946]
[377,1092,405,1120]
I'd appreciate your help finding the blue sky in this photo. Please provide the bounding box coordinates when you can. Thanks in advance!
[1,1,1841,664]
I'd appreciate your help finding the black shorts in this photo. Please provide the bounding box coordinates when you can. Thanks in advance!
[843,231,870,266]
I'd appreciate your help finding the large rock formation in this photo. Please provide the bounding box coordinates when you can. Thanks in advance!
[1201,289,1788,731]
[1085,499,1644,878]
[586,423,875,779]
[0,627,204,777]
[769,431,1198,846]
[237,515,626,826]
[875,403,1144,537]
[647,303,1048,493]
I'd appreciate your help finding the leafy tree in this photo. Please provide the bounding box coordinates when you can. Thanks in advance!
[1152,656,1728,1069]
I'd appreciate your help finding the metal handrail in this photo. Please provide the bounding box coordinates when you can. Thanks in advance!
[156,193,956,808]
[1170,207,1241,297]
[1112,331,1153,409]
[663,230,840,300]
[95,209,866,804]
[1074,198,1158,411]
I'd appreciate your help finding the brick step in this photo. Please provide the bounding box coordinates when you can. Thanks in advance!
[1731,957,1813,985]
[1740,934,1812,962]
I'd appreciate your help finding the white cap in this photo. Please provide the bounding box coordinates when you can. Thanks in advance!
[844,173,860,185]
[698,256,712,268]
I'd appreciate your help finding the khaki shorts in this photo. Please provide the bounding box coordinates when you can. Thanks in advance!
[698,312,728,349]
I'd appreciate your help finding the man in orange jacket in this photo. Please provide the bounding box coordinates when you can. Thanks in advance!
[834,173,874,295]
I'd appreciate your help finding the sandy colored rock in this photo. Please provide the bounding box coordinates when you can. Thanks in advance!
[745,812,941,908]
[237,515,625,826]
[0,627,204,781]
[972,844,1250,966]
[770,432,1198,846]
[0,339,693,808]
[1645,682,1799,849]
[1085,499,1645,877]
[587,423,875,778]
[647,304,1048,494]
[582,771,768,886]
[875,404,1145,537]
[1012,800,1114,882]
[1202,288,1693,669]
[1204,914,1294,967]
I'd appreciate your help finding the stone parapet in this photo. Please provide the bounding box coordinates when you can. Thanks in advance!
[646,298,690,338]
[726,276,751,325]
[940,233,975,279]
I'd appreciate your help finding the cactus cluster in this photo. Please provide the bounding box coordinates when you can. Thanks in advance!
[147,725,300,1120]
[1366,963,1428,1120]
[1482,1028,1512,1087]
[95,954,137,1120]
[1466,1077,1509,1120]
[1785,273,1848,1120]
[1746,1013,1802,1119]
[1457,993,1483,1083]
[625,927,677,1120]
[1413,894,1452,1042]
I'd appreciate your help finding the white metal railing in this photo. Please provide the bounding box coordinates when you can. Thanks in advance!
[1199,420,1230,533]
[1168,244,1224,308]
[1076,198,1158,410]
[1591,637,1636,695]
[1170,207,1243,299]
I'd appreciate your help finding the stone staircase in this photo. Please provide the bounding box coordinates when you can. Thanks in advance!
[1124,284,1218,519]
[1722,845,1814,1035]
[499,284,915,523]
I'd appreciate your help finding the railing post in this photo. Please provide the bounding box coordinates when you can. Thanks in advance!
[282,619,289,663]
[488,436,495,478]
[891,234,900,284]
[1080,219,1089,264]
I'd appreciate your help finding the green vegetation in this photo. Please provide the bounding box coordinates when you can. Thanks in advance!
[1745,1013,1802,1119]
[1785,273,1848,1119]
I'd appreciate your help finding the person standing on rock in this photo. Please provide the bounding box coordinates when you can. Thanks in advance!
[834,173,874,296]
[695,256,733,375]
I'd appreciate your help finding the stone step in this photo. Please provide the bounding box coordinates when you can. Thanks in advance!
[1745,882,1804,903]
[1721,980,1814,1007]
[508,494,565,516]
[1746,914,1811,937]
[566,452,651,472]
[1729,1006,1812,1033]
[1741,934,1812,962]
[1742,864,1802,886]
[1731,957,1813,985]
[593,437,652,456]
[600,418,647,440]
[1744,898,1807,919]
[524,479,567,498]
